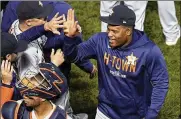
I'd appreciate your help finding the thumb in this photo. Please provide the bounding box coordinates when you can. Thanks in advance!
[56,49,62,55]
[51,49,55,57]
[53,30,61,35]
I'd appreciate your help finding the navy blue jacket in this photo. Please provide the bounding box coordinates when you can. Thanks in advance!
[1,1,93,82]
[63,30,169,119]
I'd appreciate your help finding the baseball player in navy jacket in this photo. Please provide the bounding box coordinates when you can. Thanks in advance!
[63,5,169,119]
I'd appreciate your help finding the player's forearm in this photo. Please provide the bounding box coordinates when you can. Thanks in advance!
[16,24,45,43]
[0,84,14,107]
[75,59,93,73]
[63,35,80,63]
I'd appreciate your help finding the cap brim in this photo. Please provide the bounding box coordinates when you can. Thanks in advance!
[14,40,28,53]
[100,16,121,26]
[38,4,54,18]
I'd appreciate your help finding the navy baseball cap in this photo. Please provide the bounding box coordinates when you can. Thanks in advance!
[100,5,136,26]
[1,32,28,57]
[17,1,53,20]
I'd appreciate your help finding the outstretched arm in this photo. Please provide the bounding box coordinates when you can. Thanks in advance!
[14,13,66,43]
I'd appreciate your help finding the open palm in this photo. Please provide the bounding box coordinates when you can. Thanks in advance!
[64,9,80,37]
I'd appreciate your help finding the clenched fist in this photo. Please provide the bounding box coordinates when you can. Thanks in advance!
[50,49,65,67]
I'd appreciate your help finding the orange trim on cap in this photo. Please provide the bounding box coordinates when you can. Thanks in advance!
[20,88,56,97]
[33,88,56,97]
[53,81,62,93]
[39,68,64,83]
[20,88,29,94]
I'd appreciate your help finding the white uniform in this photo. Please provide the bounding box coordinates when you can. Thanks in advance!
[100,1,180,45]
[10,20,46,78]
[100,1,121,32]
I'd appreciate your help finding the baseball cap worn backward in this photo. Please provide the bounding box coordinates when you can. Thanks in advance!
[1,32,28,57]
[100,5,136,26]
[16,1,54,20]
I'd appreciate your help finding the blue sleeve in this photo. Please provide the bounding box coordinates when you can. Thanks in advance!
[16,25,46,43]
[63,34,98,63]
[63,35,94,73]
[74,59,93,73]
[73,35,94,73]
[1,1,20,32]
[145,46,169,119]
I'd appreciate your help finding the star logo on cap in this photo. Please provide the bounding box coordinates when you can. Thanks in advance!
[39,1,43,7]
[123,20,127,24]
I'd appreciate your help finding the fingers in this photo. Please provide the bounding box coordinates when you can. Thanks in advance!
[67,9,71,21]
[63,14,66,21]
[7,61,11,72]
[52,30,61,35]
[51,49,55,57]
[53,12,59,19]
[56,49,62,55]
[72,9,75,22]
[10,65,14,73]
[5,60,9,72]
[1,60,13,73]
[77,24,82,33]
[55,19,66,25]
[55,49,64,58]
[70,9,72,21]
[1,60,5,71]
[56,15,64,21]
[54,24,65,28]
[74,21,78,27]
[67,9,74,21]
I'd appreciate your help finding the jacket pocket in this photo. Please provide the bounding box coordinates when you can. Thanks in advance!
[98,88,138,115]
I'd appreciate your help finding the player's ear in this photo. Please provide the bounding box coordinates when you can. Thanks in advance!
[41,98,46,102]
[6,54,12,61]
[126,27,132,36]
[25,19,32,26]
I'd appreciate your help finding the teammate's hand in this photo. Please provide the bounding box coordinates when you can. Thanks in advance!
[89,65,98,79]
[44,12,66,35]
[1,60,13,85]
[50,49,65,67]
[64,9,81,37]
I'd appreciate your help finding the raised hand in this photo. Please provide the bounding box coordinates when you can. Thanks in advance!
[44,12,66,35]
[1,60,13,85]
[50,49,65,67]
[64,9,81,37]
